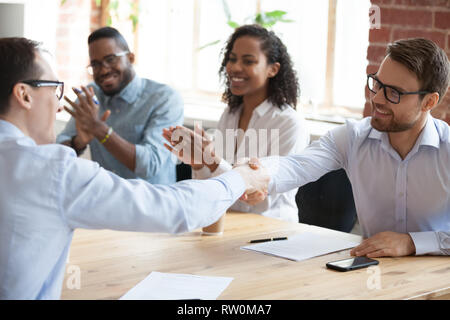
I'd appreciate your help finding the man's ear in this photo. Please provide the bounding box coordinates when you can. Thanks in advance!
[422,92,439,112]
[268,62,280,78]
[11,83,32,110]
[128,52,135,64]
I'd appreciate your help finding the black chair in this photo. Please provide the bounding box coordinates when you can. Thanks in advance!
[295,169,357,233]
[176,163,192,182]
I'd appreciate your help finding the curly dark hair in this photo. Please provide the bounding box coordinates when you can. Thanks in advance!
[219,24,299,112]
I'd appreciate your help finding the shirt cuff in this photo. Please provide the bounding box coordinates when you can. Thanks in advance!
[211,170,246,202]
[134,144,149,178]
[259,156,279,194]
[192,165,211,180]
[210,158,233,178]
[409,231,441,256]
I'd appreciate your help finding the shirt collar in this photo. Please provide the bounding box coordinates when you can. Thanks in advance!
[418,114,440,149]
[254,99,273,117]
[368,114,440,150]
[115,75,141,105]
[0,119,26,138]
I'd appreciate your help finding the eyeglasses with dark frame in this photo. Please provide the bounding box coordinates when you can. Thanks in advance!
[86,51,129,75]
[20,80,65,100]
[367,74,430,104]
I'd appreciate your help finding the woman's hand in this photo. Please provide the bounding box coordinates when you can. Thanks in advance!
[162,124,220,171]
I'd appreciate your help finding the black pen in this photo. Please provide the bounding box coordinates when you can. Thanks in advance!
[249,237,288,244]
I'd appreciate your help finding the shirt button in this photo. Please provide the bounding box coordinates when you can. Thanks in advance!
[399,192,404,197]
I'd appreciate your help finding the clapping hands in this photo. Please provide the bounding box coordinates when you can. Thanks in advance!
[162,125,218,170]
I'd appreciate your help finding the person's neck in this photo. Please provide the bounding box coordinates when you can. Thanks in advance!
[388,114,428,160]
[0,114,23,132]
[242,92,267,115]
[0,113,36,142]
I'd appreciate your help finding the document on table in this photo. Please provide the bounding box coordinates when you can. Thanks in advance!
[120,272,233,300]
[241,232,360,262]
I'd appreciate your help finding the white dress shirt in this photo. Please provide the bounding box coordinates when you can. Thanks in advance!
[262,115,450,255]
[0,120,245,299]
[193,100,309,222]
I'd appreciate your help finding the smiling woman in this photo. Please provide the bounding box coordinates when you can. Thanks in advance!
[220,25,297,114]
[162,24,310,223]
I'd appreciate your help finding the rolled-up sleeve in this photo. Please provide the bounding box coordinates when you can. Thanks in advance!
[134,89,184,180]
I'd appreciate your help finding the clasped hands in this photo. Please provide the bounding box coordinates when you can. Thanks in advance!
[162,125,269,205]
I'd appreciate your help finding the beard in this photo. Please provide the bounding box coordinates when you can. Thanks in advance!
[371,116,416,132]
[96,67,135,97]
[370,102,420,132]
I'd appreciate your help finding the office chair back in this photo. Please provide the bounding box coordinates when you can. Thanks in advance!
[295,169,357,233]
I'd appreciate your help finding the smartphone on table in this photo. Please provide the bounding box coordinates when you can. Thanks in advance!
[326,256,379,272]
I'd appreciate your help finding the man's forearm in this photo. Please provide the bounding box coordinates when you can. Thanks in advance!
[93,123,136,172]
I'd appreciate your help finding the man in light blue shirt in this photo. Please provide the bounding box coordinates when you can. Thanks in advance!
[57,27,183,185]
[249,38,450,257]
[0,38,268,299]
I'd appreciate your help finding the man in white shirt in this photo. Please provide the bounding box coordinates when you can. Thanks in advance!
[0,37,268,299]
[240,38,450,257]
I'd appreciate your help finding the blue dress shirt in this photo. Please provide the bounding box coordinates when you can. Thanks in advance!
[57,76,184,185]
[262,115,450,255]
[0,120,245,299]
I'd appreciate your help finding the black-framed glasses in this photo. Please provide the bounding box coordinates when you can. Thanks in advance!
[86,51,129,75]
[367,74,430,104]
[21,80,64,100]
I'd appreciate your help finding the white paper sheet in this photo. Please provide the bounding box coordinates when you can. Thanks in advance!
[241,232,360,261]
[120,272,233,300]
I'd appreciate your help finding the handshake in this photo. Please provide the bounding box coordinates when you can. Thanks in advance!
[232,158,270,205]
[162,125,270,205]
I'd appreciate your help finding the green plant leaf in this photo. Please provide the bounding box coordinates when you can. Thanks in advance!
[227,21,240,29]
[95,0,101,7]
[198,39,221,51]
[254,13,263,26]
[130,14,139,31]
[109,0,119,11]
[262,21,277,28]
[264,10,287,18]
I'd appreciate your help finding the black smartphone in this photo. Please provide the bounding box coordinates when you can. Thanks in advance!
[326,256,379,272]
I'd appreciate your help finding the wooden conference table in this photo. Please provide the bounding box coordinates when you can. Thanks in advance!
[61,212,450,300]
